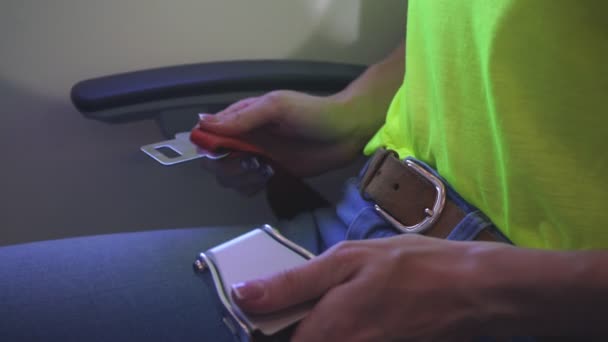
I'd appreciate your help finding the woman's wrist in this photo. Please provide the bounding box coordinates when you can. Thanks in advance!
[468,243,608,337]
[464,243,526,335]
[325,43,405,144]
[327,89,386,143]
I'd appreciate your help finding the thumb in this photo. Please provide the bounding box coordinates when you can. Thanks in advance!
[230,253,350,314]
[198,95,281,136]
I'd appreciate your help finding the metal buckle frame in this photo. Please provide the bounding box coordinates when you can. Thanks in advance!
[141,132,230,166]
[192,225,315,340]
[374,160,446,234]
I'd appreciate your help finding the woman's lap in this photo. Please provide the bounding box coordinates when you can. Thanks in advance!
[0,212,329,342]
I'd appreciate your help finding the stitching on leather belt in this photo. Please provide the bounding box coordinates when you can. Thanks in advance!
[359,148,497,241]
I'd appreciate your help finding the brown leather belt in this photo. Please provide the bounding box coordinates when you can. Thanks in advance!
[359,149,499,242]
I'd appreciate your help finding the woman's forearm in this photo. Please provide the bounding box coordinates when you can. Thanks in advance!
[473,244,608,337]
[329,42,405,141]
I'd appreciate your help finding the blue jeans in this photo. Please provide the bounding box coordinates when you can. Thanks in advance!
[0,158,532,341]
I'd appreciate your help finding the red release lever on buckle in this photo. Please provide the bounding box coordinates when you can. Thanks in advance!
[189,127,270,159]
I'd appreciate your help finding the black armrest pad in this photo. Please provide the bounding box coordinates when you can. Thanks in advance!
[71,60,365,118]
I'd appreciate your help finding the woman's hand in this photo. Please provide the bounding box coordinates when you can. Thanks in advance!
[198,90,372,195]
[198,43,404,195]
[230,235,508,341]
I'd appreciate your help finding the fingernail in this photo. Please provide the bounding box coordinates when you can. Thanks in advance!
[199,113,217,122]
[232,281,265,301]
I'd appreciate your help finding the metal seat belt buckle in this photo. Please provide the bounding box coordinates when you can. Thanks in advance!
[140,127,269,166]
[193,225,315,342]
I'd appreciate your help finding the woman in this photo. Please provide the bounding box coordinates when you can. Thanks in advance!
[1,1,606,340]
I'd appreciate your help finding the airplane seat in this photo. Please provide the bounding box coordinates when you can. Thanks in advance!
[71,60,366,219]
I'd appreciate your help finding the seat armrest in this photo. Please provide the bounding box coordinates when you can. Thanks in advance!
[71,59,364,219]
[71,60,365,124]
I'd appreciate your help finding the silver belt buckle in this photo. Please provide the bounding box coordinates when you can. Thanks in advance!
[374,159,447,234]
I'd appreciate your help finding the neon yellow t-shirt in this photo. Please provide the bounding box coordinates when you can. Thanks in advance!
[365,0,608,249]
